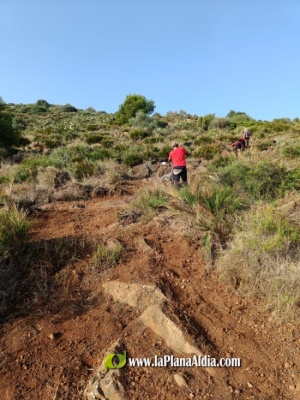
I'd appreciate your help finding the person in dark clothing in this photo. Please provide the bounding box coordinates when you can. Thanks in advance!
[232,140,245,157]
[168,142,187,186]
[238,137,246,149]
[243,128,251,148]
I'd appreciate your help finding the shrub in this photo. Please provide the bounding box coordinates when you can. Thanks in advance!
[198,114,215,131]
[0,105,20,148]
[256,141,276,151]
[226,110,254,128]
[101,138,114,148]
[130,110,158,130]
[0,235,92,317]
[208,154,234,169]
[194,135,214,145]
[280,168,300,193]
[86,123,98,131]
[115,94,155,124]
[92,242,123,272]
[194,144,219,160]
[132,186,168,222]
[144,136,163,144]
[129,129,149,140]
[216,204,300,320]
[49,147,72,168]
[0,207,30,260]
[283,145,300,158]
[86,134,105,144]
[168,181,249,257]
[219,160,286,201]
[209,118,231,129]
[122,152,144,167]
[14,167,33,183]
[0,176,10,185]
[62,103,77,112]
[269,118,293,132]
[90,147,111,161]
[74,160,95,179]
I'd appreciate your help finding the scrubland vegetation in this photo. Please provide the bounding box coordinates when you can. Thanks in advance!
[0,94,299,321]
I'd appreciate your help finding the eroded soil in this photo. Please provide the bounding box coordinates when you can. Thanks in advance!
[1,180,300,399]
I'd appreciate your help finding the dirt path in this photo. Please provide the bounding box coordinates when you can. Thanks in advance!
[0,185,300,399]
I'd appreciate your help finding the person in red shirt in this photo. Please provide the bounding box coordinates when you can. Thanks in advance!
[168,142,187,186]
[231,138,245,157]
[238,137,246,148]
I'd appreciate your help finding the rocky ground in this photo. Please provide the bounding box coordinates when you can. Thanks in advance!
[0,175,300,400]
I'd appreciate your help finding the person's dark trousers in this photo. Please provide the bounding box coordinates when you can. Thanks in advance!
[245,137,250,148]
[233,143,241,157]
[172,166,187,187]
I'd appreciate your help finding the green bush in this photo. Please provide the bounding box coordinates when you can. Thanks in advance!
[219,160,286,201]
[283,145,300,158]
[49,147,72,168]
[226,110,254,128]
[86,124,98,131]
[208,154,234,169]
[269,118,293,132]
[209,118,231,129]
[74,160,95,179]
[216,204,300,320]
[256,141,276,151]
[280,168,300,193]
[62,103,77,112]
[115,94,155,124]
[198,114,215,131]
[42,137,62,148]
[194,135,214,145]
[86,134,106,144]
[101,138,114,148]
[169,182,248,245]
[0,100,20,148]
[122,152,144,167]
[56,145,111,163]
[93,243,123,272]
[14,167,33,183]
[132,187,168,222]
[129,129,149,140]
[194,144,219,160]
[0,176,10,185]
[0,207,30,259]
[130,110,158,130]
[144,136,163,144]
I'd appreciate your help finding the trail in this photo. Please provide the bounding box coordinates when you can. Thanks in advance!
[0,181,299,399]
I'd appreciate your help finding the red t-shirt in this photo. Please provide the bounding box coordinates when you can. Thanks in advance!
[168,147,186,167]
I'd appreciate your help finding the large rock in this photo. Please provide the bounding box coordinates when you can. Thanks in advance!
[102,281,216,376]
[102,281,166,310]
[85,339,126,400]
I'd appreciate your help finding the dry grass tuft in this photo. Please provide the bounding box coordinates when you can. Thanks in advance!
[217,198,300,321]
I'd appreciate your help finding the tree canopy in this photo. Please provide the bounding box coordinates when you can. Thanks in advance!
[0,97,20,148]
[115,94,155,124]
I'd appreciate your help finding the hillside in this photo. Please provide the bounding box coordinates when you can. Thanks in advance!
[0,99,300,399]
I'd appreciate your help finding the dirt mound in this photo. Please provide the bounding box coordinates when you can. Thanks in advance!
[1,180,300,399]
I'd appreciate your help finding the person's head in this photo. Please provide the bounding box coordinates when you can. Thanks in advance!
[172,142,179,148]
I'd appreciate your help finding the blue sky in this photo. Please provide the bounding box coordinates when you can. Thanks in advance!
[1,0,300,120]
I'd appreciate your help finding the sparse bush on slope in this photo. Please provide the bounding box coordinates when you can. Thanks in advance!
[216,159,287,201]
[0,207,30,261]
[216,200,300,321]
